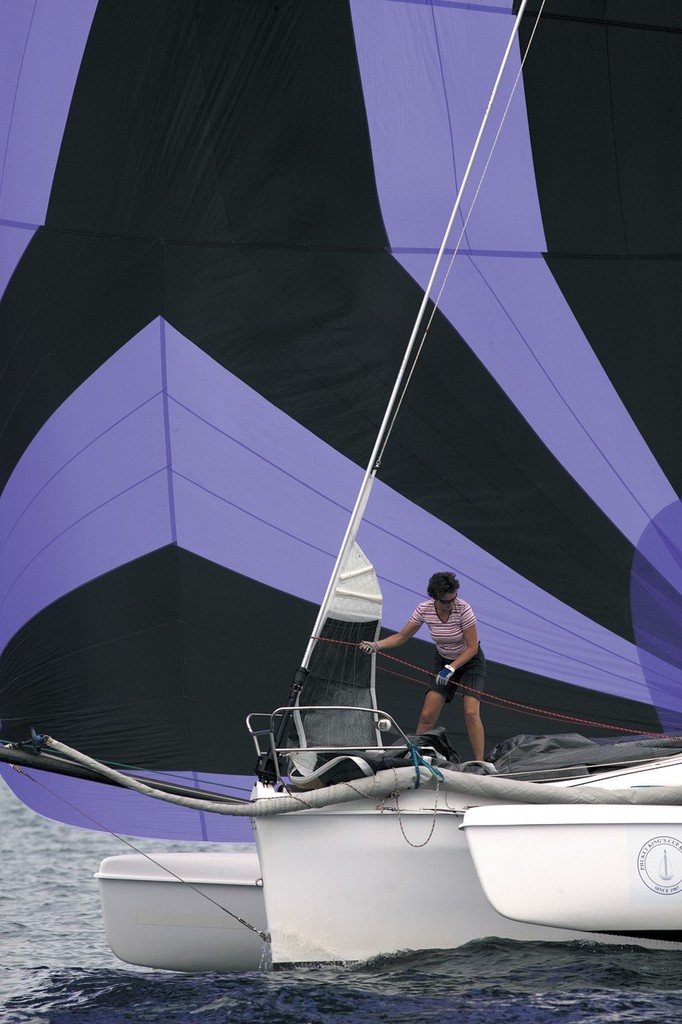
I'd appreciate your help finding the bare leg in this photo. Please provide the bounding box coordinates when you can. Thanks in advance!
[416,690,446,734]
[463,694,485,761]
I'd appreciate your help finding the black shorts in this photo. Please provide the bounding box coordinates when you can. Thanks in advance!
[429,646,486,703]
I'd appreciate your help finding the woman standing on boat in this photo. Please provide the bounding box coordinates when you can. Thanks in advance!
[360,571,486,761]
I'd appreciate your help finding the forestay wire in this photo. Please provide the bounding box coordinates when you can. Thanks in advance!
[9,763,270,941]
[301,0,539,671]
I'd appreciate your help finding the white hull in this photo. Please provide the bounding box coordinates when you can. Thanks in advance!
[253,788,562,964]
[462,803,682,936]
[96,849,268,972]
[252,778,682,964]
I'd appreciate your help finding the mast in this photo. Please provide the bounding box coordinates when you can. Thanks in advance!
[300,0,533,671]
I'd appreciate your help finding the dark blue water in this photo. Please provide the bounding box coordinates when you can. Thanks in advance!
[2,783,682,1023]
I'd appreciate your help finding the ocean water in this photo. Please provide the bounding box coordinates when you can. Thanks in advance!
[2,783,682,1024]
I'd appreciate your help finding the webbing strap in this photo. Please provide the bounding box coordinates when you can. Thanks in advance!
[408,744,444,787]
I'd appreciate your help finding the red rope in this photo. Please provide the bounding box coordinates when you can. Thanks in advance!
[310,635,681,740]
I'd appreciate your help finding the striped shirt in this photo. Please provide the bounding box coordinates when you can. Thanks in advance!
[409,598,477,659]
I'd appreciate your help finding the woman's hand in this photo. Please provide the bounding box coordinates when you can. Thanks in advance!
[434,665,455,687]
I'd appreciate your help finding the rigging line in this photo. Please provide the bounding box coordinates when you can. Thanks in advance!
[312,635,670,736]
[96,761,253,796]
[308,629,680,745]
[458,684,677,737]
[8,764,270,941]
[380,658,676,737]
[381,0,549,446]
[301,0,534,671]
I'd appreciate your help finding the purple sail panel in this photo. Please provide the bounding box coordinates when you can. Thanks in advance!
[0,316,357,658]
[0,0,97,296]
[0,220,35,299]
[0,316,671,715]
[0,319,173,656]
[400,249,676,545]
[0,762,254,842]
[350,1,675,542]
[362,484,671,712]
[632,501,682,731]
[163,322,360,596]
[350,0,682,723]
[349,0,543,253]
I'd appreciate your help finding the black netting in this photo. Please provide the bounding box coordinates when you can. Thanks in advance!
[289,616,380,750]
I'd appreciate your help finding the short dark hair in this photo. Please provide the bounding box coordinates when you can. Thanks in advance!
[427,571,460,600]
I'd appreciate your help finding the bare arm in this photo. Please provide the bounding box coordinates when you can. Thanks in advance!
[376,619,421,651]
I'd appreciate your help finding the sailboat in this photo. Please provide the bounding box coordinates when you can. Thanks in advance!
[2,0,682,970]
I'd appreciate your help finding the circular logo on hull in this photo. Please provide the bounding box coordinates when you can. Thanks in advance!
[638,836,682,895]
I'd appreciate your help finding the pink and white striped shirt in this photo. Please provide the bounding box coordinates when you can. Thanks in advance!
[409,599,477,659]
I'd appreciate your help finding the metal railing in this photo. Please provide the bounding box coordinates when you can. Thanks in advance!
[247,705,417,783]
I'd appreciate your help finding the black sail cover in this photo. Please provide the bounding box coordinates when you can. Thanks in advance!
[1,0,682,840]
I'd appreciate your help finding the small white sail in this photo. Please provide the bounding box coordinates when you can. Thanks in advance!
[326,542,383,624]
